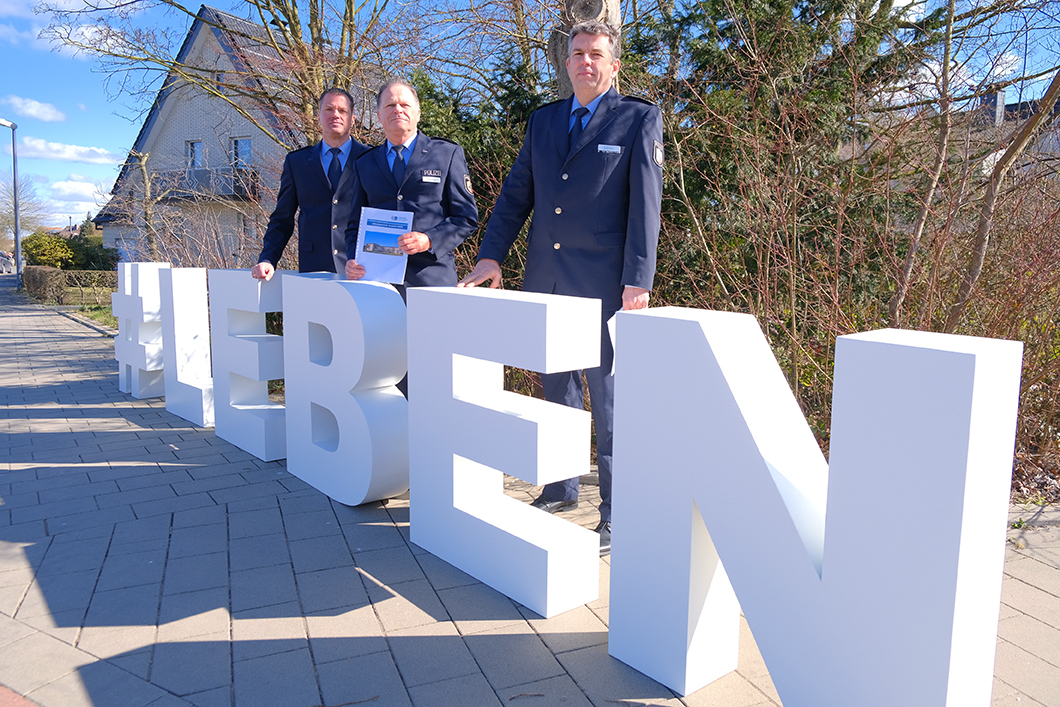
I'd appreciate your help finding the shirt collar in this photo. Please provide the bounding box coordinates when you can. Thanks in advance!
[321,138,353,159]
[388,132,418,154]
[571,92,606,119]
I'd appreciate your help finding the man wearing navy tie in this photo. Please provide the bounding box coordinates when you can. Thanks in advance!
[344,79,478,286]
[459,20,664,555]
[253,88,370,279]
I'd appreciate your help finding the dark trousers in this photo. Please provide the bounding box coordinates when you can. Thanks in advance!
[540,318,615,523]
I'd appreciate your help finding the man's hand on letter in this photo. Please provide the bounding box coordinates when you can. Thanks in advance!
[251,262,274,281]
[622,286,650,311]
[457,259,503,289]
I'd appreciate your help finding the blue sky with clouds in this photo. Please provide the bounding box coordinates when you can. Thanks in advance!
[0,0,148,229]
[1,0,1055,231]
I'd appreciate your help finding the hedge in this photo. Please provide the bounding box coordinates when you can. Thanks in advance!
[23,266,118,305]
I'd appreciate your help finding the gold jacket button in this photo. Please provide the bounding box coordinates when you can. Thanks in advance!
[554,207,562,214]
[553,243,561,250]
[561,173,568,180]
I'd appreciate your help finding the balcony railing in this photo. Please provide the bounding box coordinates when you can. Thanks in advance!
[154,167,259,201]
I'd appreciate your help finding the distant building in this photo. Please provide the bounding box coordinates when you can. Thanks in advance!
[974,87,1060,176]
[95,4,374,268]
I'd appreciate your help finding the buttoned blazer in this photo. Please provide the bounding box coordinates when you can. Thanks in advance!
[478,88,663,313]
[258,139,370,273]
[344,132,478,287]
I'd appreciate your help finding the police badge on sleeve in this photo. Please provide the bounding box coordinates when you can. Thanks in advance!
[463,173,474,194]
[653,140,664,167]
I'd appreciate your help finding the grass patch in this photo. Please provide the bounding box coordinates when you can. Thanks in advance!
[79,304,118,329]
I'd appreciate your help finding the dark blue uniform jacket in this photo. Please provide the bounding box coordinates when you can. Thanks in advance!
[478,88,663,313]
[345,133,478,287]
[258,139,371,273]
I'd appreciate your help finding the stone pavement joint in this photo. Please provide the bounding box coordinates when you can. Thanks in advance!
[1,272,1059,707]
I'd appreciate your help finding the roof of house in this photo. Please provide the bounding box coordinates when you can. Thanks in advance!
[105,4,300,197]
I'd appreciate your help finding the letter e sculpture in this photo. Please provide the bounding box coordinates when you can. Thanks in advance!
[208,269,287,462]
[407,287,602,618]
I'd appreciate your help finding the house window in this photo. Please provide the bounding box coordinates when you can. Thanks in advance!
[241,214,256,240]
[186,140,203,168]
[232,138,252,169]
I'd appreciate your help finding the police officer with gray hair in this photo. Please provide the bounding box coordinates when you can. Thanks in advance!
[344,79,478,287]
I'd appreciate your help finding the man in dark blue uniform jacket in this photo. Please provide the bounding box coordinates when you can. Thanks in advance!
[459,20,664,555]
[252,88,370,280]
[344,79,478,287]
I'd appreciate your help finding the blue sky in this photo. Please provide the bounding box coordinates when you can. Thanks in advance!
[0,0,148,229]
[1,0,1055,232]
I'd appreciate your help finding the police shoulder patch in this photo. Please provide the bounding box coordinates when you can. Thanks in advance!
[463,173,474,194]
[653,140,664,167]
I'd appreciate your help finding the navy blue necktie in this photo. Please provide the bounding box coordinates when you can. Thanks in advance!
[569,107,589,154]
[327,147,342,191]
[392,145,405,185]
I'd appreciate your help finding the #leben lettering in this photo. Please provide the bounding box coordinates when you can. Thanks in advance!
[115,263,1023,706]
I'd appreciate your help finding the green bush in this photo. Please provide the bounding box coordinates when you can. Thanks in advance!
[22,232,74,268]
[20,231,118,271]
[69,234,119,271]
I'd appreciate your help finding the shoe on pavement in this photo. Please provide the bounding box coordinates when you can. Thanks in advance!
[596,520,611,556]
[530,495,579,513]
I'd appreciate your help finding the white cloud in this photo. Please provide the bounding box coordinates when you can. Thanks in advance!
[992,53,1022,80]
[2,0,87,19]
[51,179,100,201]
[0,15,96,58]
[2,96,66,122]
[20,136,123,165]
[0,22,36,44]
[0,1,36,20]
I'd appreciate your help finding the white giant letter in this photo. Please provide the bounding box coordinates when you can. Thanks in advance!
[113,262,170,398]
[407,288,601,618]
[159,267,214,427]
[208,269,286,461]
[609,308,1023,706]
[283,275,409,505]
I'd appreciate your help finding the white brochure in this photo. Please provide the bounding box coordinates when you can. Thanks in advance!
[355,206,412,284]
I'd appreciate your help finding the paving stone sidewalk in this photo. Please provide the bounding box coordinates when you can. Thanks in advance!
[0,271,1057,707]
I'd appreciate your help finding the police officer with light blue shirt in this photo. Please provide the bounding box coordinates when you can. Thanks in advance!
[460,21,664,555]
[344,79,478,287]
[253,88,370,279]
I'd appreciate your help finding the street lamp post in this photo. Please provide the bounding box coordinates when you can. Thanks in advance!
[0,117,20,288]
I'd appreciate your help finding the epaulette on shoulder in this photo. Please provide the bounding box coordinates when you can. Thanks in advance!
[622,95,657,107]
[538,98,565,109]
[428,136,459,146]
[290,144,317,154]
